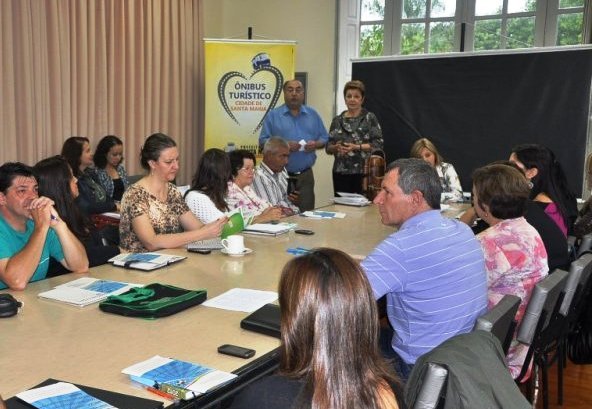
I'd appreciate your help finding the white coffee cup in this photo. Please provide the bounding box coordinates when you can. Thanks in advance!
[221,234,245,254]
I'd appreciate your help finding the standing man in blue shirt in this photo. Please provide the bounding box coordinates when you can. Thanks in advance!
[361,158,487,380]
[259,79,329,211]
[0,162,88,290]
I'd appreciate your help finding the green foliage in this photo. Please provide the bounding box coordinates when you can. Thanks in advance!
[360,24,384,57]
[358,0,585,57]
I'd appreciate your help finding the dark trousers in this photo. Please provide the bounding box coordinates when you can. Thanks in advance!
[289,168,315,211]
[332,172,364,196]
[380,325,414,383]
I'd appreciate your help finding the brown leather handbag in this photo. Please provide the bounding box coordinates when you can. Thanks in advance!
[363,150,386,201]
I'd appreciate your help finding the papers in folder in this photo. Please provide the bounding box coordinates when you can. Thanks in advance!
[17,382,116,409]
[109,252,186,271]
[38,277,142,307]
[243,222,297,236]
[332,192,371,207]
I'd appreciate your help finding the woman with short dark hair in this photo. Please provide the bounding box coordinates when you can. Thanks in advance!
[226,150,283,223]
[230,248,402,409]
[118,133,225,252]
[93,135,129,201]
[326,80,383,195]
[472,163,549,379]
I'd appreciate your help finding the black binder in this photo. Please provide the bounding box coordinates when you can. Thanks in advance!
[6,379,163,409]
[240,303,281,338]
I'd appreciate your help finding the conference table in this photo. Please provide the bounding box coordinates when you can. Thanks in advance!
[0,203,466,408]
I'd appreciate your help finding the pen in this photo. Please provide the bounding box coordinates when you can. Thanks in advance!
[145,386,177,401]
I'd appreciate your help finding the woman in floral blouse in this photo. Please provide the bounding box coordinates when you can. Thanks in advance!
[410,138,463,202]
[472,163,549,379]
[119,133,225,252]
[226,150,283,224]
[326,80,383,196]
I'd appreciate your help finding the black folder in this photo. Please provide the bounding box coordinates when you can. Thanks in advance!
[6,378,163,409]
[240,303,281,338]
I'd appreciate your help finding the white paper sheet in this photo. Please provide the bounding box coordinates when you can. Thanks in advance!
[202,288,278,312]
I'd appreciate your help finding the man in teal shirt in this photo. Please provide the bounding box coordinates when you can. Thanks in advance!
[0,162,88,290]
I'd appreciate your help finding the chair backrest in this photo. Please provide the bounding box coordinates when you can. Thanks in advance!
[411,362,448,409]
[559,253,592,316]
[516,270,568,345]
[577,234,592,258]
[473,294,521,354]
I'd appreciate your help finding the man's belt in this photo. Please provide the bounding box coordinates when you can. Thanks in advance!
[288,168,311,176]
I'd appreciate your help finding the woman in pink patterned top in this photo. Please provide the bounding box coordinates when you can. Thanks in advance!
[226,150,283,224]
[472,164,549,379]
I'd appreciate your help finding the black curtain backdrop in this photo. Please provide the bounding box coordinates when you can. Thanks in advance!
[352,48,592,195]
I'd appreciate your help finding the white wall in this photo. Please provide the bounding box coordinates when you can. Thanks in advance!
[202,0,338,207]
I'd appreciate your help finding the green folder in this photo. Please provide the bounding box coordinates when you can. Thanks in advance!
[221,210,246,238]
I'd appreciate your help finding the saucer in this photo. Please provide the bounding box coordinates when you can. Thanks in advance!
[221,248,253,257]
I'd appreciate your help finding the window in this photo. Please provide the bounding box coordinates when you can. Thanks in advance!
[357,0,590,56]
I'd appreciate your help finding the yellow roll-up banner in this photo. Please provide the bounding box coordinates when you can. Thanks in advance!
[204,40,295,153]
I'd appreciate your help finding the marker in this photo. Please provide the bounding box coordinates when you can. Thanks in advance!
[145,386,177,401]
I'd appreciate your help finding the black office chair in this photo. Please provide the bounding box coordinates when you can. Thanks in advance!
[409,362,448,409]
[556,253,592,404]
[515,269,568,409]
[576,233,592,258]
[473,294,521,355]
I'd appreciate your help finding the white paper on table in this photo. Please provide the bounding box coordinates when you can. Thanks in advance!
[202,288,278,312]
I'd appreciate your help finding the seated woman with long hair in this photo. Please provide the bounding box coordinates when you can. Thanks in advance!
[472,164,549,379]
[93,135,130,201]
[185,148,230,223]
[510,144,577,236]
[62,136,118,216]
[33,156,120,274]
[226,150,283,223]
[119,133,225,252]
[410,138,463,202]
[230,248,402,409]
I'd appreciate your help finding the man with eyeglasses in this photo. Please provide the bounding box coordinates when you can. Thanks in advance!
[259,79,329,211]
[0,162,88,290]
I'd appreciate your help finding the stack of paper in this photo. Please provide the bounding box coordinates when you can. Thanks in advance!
[17,382,115,408]
[243,222,297,236]
[38,277,142,307]
[333,192,371,206]
[122,355,237,401]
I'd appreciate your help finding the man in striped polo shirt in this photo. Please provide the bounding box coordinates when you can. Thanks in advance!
[361,158,487,380]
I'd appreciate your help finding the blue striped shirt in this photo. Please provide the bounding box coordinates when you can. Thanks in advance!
[362,210,487,364]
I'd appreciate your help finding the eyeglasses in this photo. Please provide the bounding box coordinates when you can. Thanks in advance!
[239,167,255,174]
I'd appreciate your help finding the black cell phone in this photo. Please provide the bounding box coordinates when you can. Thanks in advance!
[187,248,211,254]
[294,229,314,235]
[217,344,256,359]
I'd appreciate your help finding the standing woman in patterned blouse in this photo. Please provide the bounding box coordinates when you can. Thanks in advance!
[326,80,383,195]
[118,133,226,252]
[410,137,463,202]
[93,135,130,202]
[472,164,549,379]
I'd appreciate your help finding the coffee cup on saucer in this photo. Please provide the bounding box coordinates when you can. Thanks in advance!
[221,234,245,255]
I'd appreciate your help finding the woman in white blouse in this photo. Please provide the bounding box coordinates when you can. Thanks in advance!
[227,150,283,223]
[410,137,463,202]
[184,148,230,223]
